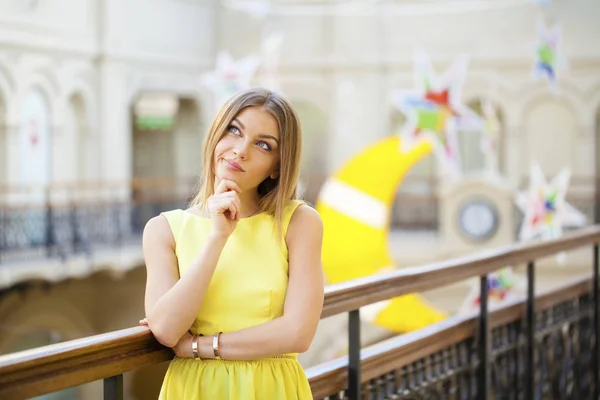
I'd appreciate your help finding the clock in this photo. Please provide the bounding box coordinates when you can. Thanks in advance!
[457,198,500,242]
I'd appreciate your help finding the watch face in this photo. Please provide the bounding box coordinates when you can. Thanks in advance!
[457,198,499,242]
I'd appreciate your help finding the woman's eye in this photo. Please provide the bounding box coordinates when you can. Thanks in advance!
[257,141,272,151]
[228,125,240,135]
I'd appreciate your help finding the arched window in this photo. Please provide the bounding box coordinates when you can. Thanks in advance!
[525,99,575,177]
[70,93,97,183]
[19,88,51,201]
[457,99,505,175]
[131,93,202,229]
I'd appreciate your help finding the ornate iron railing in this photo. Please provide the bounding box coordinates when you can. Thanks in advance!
[0,182,440,265]
[0,201,184,264]
[0,226,599,399]
[4,176,597,265]
[0,179,194,265]
[309,278,595,400]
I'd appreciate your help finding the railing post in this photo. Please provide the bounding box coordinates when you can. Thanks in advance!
[348,309,361,400]
[478,274,489,400]
[104,374,123,400]
[526,261,535,400]
[45,204,54,259]
[594,244,599,400]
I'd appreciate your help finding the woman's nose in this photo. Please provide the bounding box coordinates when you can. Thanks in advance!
[233,141,249,159]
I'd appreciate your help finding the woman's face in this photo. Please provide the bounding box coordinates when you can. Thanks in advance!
[213,106,281,193]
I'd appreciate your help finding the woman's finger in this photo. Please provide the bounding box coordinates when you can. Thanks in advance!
[213,198,239,220]
[215,179,242,195]
[228,198,239,220]
[222,179,242,193]
[233,198,241,219]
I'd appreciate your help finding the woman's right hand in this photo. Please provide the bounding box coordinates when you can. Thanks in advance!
[207,179,242,238]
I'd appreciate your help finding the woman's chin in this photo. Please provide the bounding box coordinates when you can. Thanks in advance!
[215,170,239,184]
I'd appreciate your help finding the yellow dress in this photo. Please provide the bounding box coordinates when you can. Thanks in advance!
[157,200,312,400]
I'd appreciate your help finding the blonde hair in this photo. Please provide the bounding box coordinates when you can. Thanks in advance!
[190,87,302,235]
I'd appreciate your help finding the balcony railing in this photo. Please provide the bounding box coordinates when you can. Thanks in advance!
[0,179,194,265]
[0,179,439,266]
[3,174,599,266]
[1,226,599,399]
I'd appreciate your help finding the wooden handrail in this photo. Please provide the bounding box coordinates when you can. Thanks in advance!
[308,276,593,398]
[0,226,599,398]
[322,225,600,317]
[0,328,173,399]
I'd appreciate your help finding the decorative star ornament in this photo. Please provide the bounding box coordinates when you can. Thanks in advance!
[459,267,521,315]
[533,21,564,87]
[202,51,260,109]
[515,164,586,243]
[479,100,501,175]
[391,51,479,178]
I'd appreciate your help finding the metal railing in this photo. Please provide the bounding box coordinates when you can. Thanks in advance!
[3,174,599,265]
[0,178,441,265]
[0,178,195,265]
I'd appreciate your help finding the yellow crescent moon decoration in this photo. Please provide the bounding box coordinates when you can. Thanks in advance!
[316,136,446,332]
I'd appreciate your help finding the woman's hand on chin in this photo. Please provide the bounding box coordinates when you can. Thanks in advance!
[207,179,242,238]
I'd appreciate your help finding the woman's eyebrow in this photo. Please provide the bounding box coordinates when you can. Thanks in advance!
[233,118,279,145]
[258,134,280,145]
[233,118,246,129]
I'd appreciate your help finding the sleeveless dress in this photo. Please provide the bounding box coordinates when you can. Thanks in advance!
[157,200,312,400]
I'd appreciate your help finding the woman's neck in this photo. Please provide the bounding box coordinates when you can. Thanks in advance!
[213,178,261,218]
[236,190,262,218]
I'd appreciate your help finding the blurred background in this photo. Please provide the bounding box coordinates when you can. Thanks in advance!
[1,0,599,398]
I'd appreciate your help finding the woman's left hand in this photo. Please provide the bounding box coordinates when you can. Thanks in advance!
[139,317,192,357]
[171,331,193,358]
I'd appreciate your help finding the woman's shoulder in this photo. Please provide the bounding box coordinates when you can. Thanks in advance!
[284,199,307,212]
[144,208,198,241]
[143,211,178,248]
[285,200,322,235]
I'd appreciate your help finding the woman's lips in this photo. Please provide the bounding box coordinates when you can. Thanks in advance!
[224,159,244,172]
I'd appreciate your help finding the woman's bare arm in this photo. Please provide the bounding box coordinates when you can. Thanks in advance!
[143,215,228,348]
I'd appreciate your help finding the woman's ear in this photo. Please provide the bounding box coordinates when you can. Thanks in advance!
[270,170,280,180]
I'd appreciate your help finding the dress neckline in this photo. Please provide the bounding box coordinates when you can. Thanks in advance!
[181,208,269,221]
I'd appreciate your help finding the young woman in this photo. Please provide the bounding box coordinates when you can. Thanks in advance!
[140,87,324,399]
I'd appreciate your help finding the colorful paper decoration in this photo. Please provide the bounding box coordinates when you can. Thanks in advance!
[392,52,479,178]
[533,21,564,86]
[202,51,260,109]
[458,267,520,315]
[515,164,587,242]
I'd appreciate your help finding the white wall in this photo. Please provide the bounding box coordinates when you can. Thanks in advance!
[102,0,215,66]
[0,0,98,54]
[0,0,598,199]
[0,0,218,203]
